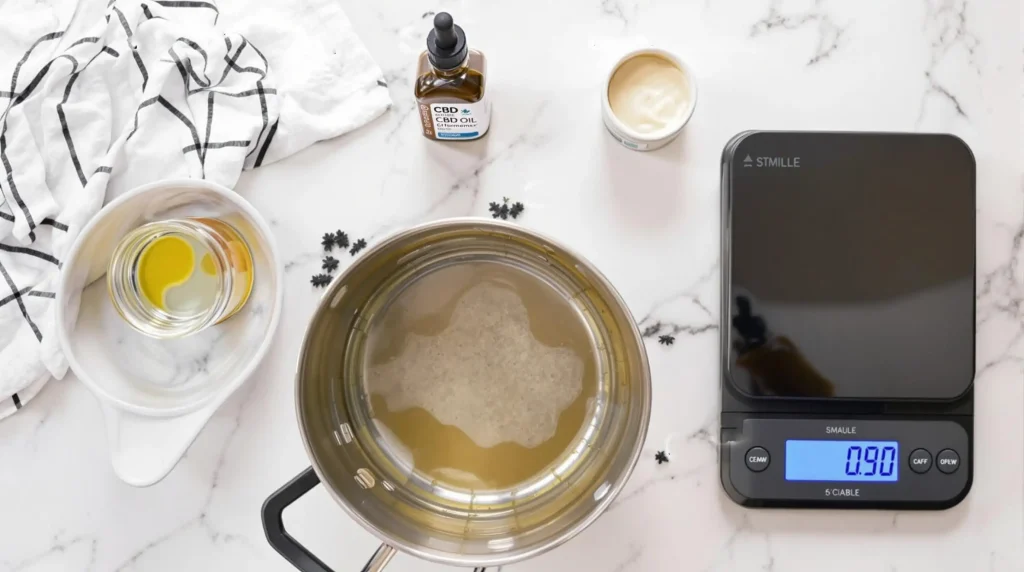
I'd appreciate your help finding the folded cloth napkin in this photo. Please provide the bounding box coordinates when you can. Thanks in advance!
[0,0,391,418]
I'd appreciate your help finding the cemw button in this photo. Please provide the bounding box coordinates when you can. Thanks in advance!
[745,446,770,472]
[936,449,960,474]
[909,448,932,474]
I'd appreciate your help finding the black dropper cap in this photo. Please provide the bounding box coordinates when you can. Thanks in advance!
[426,12,468,70]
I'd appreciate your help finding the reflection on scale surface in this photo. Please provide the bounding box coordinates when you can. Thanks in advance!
[728,140,974,401]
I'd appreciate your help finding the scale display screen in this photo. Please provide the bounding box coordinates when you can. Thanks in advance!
[785,440,899,482]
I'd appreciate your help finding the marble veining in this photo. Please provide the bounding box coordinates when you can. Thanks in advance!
[749,0,849,66]
[1,0,1021,571]
[918,0,980,124]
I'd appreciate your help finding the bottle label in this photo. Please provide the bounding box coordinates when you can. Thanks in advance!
[422,99,490,140]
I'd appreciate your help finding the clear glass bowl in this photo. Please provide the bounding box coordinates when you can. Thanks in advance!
[107,218,254,339]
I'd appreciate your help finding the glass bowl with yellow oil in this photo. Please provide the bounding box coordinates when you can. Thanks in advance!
[108,217,254,338]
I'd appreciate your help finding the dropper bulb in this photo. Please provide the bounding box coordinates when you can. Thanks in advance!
[433,12,457,49]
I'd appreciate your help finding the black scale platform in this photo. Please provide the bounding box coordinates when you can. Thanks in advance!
[720,132,975,510]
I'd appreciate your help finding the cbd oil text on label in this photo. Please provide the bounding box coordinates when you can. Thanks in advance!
[421,102,490,140]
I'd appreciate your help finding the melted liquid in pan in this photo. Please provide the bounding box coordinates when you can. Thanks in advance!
[363,262,598,490]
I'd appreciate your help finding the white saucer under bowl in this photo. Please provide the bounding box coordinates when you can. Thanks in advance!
[55,179,283,486]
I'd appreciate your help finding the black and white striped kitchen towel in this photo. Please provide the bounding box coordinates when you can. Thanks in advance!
[0,0,391,418]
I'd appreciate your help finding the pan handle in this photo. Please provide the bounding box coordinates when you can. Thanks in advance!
[262,466,399,572]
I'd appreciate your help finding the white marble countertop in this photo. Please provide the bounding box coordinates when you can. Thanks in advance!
[2,0,1022,570]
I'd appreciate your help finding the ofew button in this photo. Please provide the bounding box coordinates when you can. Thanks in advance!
[909,449,932,474]
[745,447,770,472]
[936,449,960,474]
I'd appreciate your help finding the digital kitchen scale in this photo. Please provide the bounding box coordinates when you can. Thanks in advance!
[720,132,975,510]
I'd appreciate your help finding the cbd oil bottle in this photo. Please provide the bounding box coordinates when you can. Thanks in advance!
[415,12,490,141]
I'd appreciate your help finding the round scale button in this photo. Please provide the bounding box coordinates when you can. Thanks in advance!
[909,448,932,474]
[745,446,770,472]
[936,449,960,474]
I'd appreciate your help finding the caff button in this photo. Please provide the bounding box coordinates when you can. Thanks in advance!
[936,449,960,474]
[909,449,932,474]
[745,447,770,472]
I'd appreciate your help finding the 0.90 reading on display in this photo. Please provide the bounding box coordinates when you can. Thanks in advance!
[785,440,899,482]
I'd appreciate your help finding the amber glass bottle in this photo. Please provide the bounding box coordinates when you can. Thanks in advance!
[415,13,490,141]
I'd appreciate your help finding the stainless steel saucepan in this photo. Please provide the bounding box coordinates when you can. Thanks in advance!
[262,219,651,571]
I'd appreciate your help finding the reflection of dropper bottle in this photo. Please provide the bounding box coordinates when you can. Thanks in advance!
[415,12,490,141]
[733,295,835,398]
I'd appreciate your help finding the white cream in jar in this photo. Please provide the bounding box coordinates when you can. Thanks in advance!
[602,49,697,151]
[608,55,690,134]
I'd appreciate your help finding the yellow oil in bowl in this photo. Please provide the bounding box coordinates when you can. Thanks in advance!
[109,218,254,338]
[137,235,218,314]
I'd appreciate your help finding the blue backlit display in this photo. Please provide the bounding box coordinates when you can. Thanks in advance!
[785,440,899,482]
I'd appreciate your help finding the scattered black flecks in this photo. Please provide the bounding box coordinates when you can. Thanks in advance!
[655,451,669,464]
[658,334,675,346]
[321,232,335,251]
[333,230,350,250]
[350,238,367,255]
[377,78,387,88]
[322,256,339,273]
[488,201,509,220]
[311,274,331,288]
[489,197,526,220]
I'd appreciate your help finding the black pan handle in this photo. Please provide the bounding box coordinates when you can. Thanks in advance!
[263,466,492,571]
[262,467,398,572]
[263,467,335,572]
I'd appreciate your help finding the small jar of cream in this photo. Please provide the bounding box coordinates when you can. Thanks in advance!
[602,48,697,151]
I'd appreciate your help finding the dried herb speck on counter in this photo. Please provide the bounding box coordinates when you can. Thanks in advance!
[489,197,525,220]
[488,200,508,220]
[350,238,367,255]
[658,334,675,346]
[311,274,331,288]
[321,233,335,251]
[655,451,669,464]
[322,256,339,273]
[334,230,350,250]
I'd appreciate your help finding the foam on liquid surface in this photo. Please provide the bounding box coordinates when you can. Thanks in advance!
[363,262,597,490]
